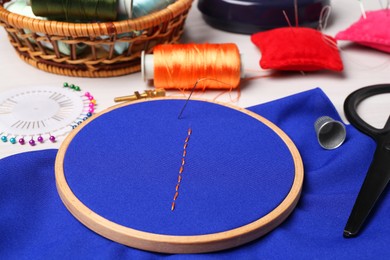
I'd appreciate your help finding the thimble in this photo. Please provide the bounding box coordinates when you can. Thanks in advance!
[314,116,346,150]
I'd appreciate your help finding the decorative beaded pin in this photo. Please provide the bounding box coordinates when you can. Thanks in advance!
[0,83,96,146]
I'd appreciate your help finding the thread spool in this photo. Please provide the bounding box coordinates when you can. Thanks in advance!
[142,43,245,90]
[30,0,119,20]
[120,0,175,19]
[118,0,132,18]
[5,0,87,55]
[132,0,176,18]
[28,0,176,21]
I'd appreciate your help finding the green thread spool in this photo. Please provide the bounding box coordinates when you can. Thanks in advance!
[31,0,118,21]
[29,0,177,21]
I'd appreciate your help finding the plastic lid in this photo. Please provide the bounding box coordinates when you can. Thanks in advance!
[198,0,331,34]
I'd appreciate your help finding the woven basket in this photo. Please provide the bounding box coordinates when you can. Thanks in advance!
[0,0,193,77]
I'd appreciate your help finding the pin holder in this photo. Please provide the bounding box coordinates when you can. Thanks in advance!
[0,83,96,146]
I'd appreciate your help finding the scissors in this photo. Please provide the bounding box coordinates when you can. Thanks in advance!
[343,84,390,238]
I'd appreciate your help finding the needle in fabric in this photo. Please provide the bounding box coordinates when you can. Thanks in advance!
[177,79,200,119]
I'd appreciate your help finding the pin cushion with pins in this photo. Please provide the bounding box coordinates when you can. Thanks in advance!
[0,83,96,146]
[0,0,193,77]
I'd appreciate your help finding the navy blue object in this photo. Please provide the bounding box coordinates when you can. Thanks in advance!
[64,99,295,236]
[1,88,388,259]
[343,84,390,238]
[198,0,331,34]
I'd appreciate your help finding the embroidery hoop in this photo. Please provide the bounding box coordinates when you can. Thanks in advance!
[55,97,304,254]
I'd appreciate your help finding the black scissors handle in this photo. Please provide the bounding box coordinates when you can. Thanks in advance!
[343,84,390,238]
[344,84,390,139]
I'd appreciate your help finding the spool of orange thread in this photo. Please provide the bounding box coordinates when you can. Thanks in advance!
[141,43,245,90]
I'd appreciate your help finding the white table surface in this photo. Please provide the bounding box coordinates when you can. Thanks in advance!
[0,0,389,159]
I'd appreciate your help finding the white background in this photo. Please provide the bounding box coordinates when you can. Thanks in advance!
[0,0,389,159]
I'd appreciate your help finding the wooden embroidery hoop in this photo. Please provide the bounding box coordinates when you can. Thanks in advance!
[55,97,304,254]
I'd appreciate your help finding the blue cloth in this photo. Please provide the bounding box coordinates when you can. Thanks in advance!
[0,88,388,259]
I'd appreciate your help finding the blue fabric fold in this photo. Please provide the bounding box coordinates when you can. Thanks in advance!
[0,88,388,259]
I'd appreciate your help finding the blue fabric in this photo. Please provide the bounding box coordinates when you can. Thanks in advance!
[0,88,388,259]
[64,99,295,236]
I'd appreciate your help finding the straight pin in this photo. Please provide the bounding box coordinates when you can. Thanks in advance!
[379,0,390,11]
[282,10,295,34]
[318,6,332,31]
[358,0,367,19]
[379,0,384,9]
[294,0,299,26]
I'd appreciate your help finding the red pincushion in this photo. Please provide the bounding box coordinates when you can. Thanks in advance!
[251,27,343,72]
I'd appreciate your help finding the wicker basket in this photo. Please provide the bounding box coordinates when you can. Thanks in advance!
[0,0,193,77]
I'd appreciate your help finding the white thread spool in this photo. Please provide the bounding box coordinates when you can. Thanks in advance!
[118,0,133,18]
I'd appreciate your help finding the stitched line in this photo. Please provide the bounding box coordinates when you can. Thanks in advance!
[171,127,192,211]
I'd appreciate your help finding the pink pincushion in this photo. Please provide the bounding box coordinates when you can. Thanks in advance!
[336,9,390,53]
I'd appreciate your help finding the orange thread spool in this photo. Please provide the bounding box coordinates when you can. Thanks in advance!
[142,43,242,90]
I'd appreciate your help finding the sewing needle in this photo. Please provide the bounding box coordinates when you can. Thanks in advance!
[177,79,199,119]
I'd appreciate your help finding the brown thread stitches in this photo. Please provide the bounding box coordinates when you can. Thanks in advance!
[171,127,192,211]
